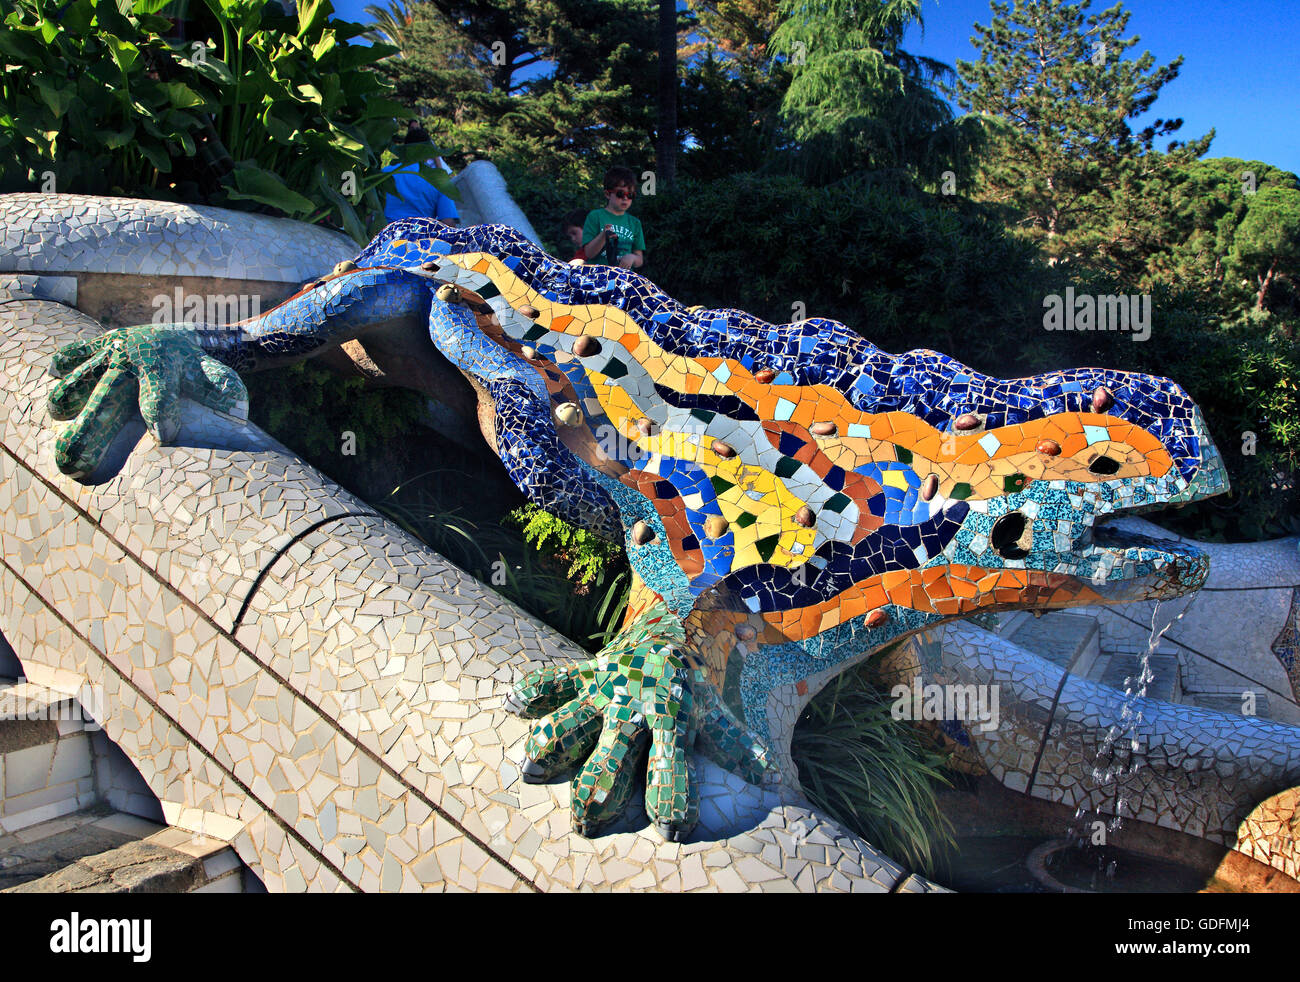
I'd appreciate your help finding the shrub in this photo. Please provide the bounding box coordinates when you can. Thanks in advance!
[507,503,626,586]
[791,658,955,877]
[244,359,428,490]
[635,172,1048,375]
[0,0,446,241]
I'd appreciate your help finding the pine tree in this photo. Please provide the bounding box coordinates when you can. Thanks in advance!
[683,0,783,68]
[374,0,659,180]
[769,0,976,185]
[952,0,1212,265]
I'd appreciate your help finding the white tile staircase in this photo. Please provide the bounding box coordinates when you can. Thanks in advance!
[995,611,1268,718]
[0,673,252,892]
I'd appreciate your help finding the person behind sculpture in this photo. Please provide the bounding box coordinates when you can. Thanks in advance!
[383,122,459,226]
[561,209,588,264]
[581,167,645,269]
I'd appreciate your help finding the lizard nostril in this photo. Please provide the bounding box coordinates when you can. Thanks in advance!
[1089,454,1121,475]
[991,511,1031,560]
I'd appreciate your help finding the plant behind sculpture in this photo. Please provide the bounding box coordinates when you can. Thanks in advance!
[0,0,446,240]
[791,660,956,876]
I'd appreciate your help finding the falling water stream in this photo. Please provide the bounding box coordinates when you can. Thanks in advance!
[1057,594,1200,891]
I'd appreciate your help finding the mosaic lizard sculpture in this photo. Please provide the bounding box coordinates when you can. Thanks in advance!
[45,220,1229,841]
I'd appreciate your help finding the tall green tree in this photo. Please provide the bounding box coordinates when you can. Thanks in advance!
[768,0,977,185]
[1120,157,1300,319]
[675,1,789,181]
[373,0,659,181]
[682,0,782,68]
[1233,184,1300,316]
[952,0,1212,264]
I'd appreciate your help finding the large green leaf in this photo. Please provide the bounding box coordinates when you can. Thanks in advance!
[59,2,95,34]
[0,27,49,61]
[325,123,366,155]
[419,164,461,202]
[34,78,76,119]
[296,0,327,38]
[94,122,137,149]
[103,34,140,74]
[223,161,317,216]
[310,32,336,61]
[158,81,206,110]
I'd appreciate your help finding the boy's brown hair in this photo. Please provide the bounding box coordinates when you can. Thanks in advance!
[603,166,637,192]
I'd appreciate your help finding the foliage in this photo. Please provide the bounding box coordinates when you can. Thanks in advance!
[243,359,428,485]
[0,0,431,241]
[791,658,955,876]
[1232,184,1300,317]
[769,0,979,186]
[0,0,213,197]
[681,0,783,68]
[1119,306,1300,542]
[635,171,1048,370]
[677,48,788,182]
[374,0,659,180]
[376,477,631,650]
[378,470,491,571]
[952,0,1212,264]
[494,544,632,650]
[507,503,627,586]
[1113,157,1300,321]
[362,0,416,48]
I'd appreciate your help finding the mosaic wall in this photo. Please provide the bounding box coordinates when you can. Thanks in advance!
[5,195,1297,889]
[881,623,1300,865]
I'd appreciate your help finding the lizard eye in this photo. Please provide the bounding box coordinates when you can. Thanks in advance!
[991,511,1031,561]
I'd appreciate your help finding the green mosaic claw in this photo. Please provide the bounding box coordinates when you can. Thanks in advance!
[48,326,248,479]
[508,602,766,841]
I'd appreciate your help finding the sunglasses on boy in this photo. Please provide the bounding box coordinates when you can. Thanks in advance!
[607,188,635,200]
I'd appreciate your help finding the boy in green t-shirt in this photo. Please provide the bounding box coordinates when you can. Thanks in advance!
[581,167,646,269]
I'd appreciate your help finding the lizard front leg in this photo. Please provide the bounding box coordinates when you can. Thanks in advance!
[45,264,436,478]
[505,577,768,841]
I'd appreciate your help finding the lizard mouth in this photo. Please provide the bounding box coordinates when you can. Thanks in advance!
[985,506,1209,601]
[1074,517,1210,599]
[1054,427,1228,602]
[987,413,1228,603]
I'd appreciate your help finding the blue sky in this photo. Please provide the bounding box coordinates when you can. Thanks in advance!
[330,0,1299,174]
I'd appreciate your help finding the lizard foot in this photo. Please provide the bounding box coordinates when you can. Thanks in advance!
[48,325,248,478]
[506,607,768,840]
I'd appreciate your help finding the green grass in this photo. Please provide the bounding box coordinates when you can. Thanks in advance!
[790,660,957,878]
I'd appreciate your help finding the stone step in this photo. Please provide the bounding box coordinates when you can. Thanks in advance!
[1096,652,1182,704]
[0,678,97,834]
[1189,692,1273,721]
[0,806,251,894]
[1006,611,1101,675]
